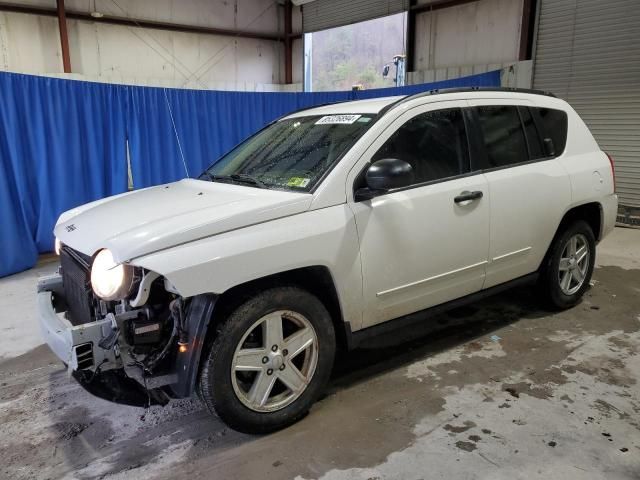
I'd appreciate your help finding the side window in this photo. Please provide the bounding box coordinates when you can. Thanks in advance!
[372,108,468,185]
[519,107,545,159]
[533,107,568,156]
[475,105,529,168]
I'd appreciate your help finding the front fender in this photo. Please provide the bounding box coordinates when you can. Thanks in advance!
[132,204,364,330]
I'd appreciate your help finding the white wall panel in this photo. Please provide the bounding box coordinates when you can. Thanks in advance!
[0,12,62,73]
[0,0,291,91]
[413,0,523,70]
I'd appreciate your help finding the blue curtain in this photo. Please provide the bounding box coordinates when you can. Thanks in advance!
[128,71,501,188]
[0,73,129,276]
[127,88,357,187]
[0,69,500,277]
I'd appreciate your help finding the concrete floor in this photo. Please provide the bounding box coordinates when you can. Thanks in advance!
[1,227,639,480]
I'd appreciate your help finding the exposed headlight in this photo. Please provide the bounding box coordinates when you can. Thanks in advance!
[91,249,135,301]
[54,238,62,255]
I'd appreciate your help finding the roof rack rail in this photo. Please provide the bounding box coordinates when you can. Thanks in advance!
[405,86,557,102]
[375,86,557,118]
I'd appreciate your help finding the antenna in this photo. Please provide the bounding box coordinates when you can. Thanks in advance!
[163,88,190,178]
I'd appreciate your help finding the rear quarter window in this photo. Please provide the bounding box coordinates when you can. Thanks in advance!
[533,107,568,156]
[475,105,529,168]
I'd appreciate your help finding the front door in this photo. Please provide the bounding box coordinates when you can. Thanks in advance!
[347,102,491,328]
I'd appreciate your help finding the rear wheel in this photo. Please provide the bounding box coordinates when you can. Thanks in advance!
[540,220,596,309]
[198,286,335,433]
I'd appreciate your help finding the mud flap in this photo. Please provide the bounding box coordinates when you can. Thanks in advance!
[169,294,217,398]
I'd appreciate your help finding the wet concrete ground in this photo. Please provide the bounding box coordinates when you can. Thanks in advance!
[1,227,639,480]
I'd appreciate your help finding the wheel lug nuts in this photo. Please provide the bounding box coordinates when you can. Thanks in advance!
[262,356,268,364]
[271,345,278,352]
[279,364,285,371]
[282,349,288,356]
[267,369,273,375]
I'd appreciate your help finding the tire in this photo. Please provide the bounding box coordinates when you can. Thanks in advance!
[539,220,596,309]
[198,286,336,434]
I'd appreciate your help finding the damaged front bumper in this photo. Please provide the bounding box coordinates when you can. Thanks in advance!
[37,273,167,406]
[37,273,119,371]
[37,272,217,407]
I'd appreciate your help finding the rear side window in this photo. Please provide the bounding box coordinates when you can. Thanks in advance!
[518,107,545,159]
[475,106,529,168]
[533,107,568,156]
[372,108,469,185]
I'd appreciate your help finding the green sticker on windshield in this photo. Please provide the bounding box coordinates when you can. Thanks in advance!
[287,177,311,188]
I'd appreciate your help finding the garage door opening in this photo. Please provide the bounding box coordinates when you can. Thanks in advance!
[305,12,407,92]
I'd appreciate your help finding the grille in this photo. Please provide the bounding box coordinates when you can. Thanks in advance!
[60,247,95,326]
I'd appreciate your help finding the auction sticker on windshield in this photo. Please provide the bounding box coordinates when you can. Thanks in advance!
[287,177,311,188]
[315,115,361,125]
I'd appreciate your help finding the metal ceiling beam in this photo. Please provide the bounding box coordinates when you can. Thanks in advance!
[56,0,71,73]
[284,0,293,83]
[519,0,536,60]
[0,2,302,42]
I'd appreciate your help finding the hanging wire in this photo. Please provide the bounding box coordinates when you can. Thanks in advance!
[108,0,207,88]
[163,88,190,178]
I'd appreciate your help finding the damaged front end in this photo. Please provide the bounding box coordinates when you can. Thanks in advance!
[37,246,215,407]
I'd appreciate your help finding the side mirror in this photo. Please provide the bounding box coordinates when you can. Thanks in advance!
[543,137,556,157]
[382,64,390,78]
[355,158,413,201]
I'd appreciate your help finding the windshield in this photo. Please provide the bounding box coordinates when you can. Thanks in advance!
[201,114,376,192]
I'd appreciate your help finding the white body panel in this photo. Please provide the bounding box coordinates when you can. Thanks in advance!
[53,91,618,334]
[55,179,312,264]
[482,159,571,288]
[350,173,490,327]
[133,205,365,329]
[345,100,490,327]
[466,98,572,288]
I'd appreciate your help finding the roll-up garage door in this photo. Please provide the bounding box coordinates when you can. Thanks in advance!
[302,0,409,33]
[532,0,640,211]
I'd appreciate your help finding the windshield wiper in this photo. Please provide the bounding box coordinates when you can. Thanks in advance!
[202,173,267,189]
[229,174,267,188]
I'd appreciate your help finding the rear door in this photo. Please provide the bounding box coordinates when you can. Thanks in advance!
[467,100,571,288]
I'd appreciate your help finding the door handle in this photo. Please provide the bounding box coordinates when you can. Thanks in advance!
[454,190,483,204]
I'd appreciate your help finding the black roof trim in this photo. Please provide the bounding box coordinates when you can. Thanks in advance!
[282,87,556,120]
[403,86,556,103]
[378,86,556,117]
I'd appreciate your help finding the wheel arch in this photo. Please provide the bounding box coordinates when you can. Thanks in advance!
[539,201,603,272]
[205,265,348,355]
[558,202,603,242]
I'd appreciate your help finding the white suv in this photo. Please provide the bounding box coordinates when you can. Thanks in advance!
[38,88,617,433]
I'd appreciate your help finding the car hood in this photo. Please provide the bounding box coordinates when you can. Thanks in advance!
[54,179,312,263]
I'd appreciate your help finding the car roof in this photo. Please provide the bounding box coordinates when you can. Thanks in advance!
[284,96,403,118]
[283,88,562,120]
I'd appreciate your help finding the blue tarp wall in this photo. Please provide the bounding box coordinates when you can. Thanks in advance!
[0,70,500,277]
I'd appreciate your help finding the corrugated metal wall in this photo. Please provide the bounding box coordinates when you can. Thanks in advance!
[302,0,408,32]
[533,0,640,210]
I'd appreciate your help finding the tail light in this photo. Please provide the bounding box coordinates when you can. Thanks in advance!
[606,152,615,192]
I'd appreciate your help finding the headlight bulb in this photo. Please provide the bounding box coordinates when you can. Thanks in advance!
[90,249,135,301]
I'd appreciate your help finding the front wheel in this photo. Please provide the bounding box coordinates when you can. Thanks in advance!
[539,220,596,309]
[198,286,336,433]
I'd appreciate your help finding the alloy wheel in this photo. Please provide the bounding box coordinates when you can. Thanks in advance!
[231,310,319,412]
[558,233,590,295]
